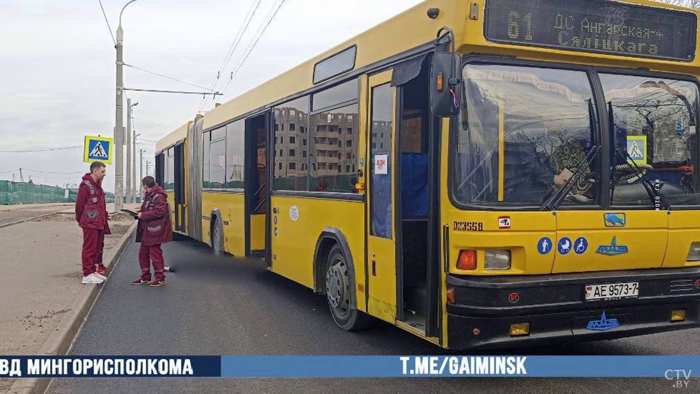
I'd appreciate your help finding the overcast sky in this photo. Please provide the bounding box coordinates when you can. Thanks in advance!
[0,0,422,191]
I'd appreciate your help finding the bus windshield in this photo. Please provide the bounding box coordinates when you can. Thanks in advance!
[453,63,700,209]
[602,74,700,206]
[453,63,598,207]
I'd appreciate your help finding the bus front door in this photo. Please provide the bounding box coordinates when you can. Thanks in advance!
[366,71,397,323]
[174,143,186,233]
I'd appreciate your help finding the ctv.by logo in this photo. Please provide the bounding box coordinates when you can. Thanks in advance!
[665,369,692,389]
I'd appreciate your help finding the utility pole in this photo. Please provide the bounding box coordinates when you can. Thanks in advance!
[145,160,151,177]
[115,21,124,211]
[19,168,24,183]
[114,0,138,211]
[126,98,133,204]
[133,132,140,200]
[139,148,144,198]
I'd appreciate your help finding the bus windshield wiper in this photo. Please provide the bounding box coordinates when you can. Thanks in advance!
[615,147,671,210]
[540,145,601,211]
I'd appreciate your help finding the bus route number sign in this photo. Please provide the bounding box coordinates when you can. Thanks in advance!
[484,0,697,62]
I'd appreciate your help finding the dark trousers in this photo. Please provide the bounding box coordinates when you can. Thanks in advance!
[139,243,165,281]
[81,228,105,277]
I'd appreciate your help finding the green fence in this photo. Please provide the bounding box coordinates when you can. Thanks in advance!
[0,181,115,205]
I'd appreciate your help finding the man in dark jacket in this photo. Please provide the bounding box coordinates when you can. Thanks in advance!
[133,176,172,287]
[75,161,111,284]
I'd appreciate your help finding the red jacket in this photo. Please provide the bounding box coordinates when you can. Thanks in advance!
[136,184,173,245]
[75,174,111,234]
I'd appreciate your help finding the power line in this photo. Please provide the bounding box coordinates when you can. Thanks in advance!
[20,168,85,175]
[212,0,287,110]
[124,87,222,96]
[213,0,262,87]
[0,145,82,153]
[97,0,116,45]
[132,117,177,129]
[124,63,216,92]
[198,0,263,114]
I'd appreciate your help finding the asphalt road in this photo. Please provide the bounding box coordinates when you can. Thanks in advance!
[48,238,700,394]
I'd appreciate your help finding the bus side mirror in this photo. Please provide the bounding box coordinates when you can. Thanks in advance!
[430,52,462,118]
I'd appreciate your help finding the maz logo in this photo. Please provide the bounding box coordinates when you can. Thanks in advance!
[587,311,620,331]
[604,213,626,227]
[596,237,629,256]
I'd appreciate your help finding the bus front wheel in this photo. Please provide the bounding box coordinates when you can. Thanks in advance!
[325,244,372,331]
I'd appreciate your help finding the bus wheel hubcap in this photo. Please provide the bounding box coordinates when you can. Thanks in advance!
[326,261,349,312]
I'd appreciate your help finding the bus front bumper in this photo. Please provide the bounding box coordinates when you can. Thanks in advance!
[445,267,700,350]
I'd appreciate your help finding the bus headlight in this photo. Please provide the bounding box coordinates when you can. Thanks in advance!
[687,242,700,261]
[485,250,511,270]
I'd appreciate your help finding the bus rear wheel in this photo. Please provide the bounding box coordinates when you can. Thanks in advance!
[325,244,372,331]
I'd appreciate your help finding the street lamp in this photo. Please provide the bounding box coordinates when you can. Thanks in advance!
[114,0,139,211]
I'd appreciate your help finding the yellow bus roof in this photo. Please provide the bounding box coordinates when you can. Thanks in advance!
[156,121,190,153]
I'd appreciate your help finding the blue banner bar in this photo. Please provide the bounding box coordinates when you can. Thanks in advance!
[220,356,700,378]
[1,356,698,378]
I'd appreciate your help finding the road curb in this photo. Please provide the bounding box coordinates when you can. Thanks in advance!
[7,220,138,394]
[0,211,65,230]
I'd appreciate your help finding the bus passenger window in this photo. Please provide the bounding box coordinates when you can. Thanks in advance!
[225,120,245,189]
[273,96,309,192]
[202,131,211,188]
[209,129,226,189]
[309,104,359,193]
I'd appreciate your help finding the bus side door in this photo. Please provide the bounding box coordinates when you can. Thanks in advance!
[366,70,397,323]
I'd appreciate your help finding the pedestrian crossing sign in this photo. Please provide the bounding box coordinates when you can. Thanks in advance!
[626,135,647,165]
[83,135,114,164]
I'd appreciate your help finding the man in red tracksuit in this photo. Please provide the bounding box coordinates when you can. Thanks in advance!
[133,176,172,287]
[75,161,111,284]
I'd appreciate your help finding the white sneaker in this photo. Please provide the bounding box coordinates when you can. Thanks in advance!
[93,272,107,281]
[82,274,104,284]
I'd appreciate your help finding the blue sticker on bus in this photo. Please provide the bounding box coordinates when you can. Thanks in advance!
[558,237,572,255]
[537,237,553,255]
[574,237,589,255]
[604,213,626,227]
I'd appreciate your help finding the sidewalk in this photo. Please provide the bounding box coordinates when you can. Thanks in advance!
[0,204,73,226]
[0,204,138,393]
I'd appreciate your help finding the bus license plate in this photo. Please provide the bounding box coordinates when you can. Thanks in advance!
[585,282,639,301]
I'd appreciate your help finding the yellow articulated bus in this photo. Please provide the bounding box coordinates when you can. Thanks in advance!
[156,0,700,349]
